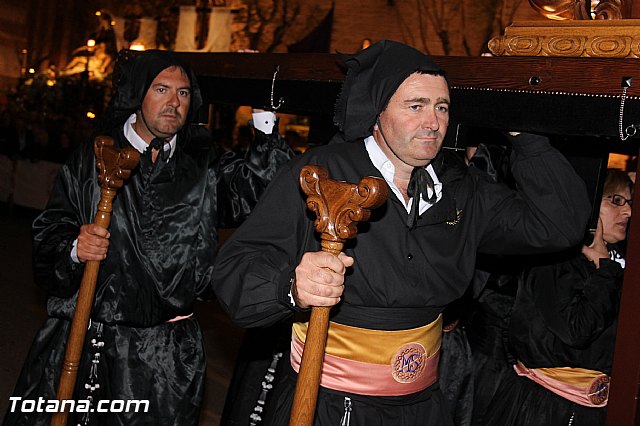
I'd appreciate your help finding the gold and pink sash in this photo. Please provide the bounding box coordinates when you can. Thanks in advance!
[290,316,442,396]
[514,361,610,407]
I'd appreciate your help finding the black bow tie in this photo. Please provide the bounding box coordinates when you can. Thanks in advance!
[147,137,169,162]
[406,166,437,228]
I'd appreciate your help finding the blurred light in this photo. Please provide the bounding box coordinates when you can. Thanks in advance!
[86,111,96,119]
[130,42,145,51]
[28,68,35,74]
[96,11,101,16]
[21,49,27,54]
[46,79,56,87]
[87,39,96,48]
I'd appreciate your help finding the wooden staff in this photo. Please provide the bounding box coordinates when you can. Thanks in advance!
[51,136,139,426]
[290,165,388,426]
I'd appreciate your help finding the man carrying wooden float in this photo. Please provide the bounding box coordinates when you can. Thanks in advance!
[213,39,592,425]
[5,49,292,426]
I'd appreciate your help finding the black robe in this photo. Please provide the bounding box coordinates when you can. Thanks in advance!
[213,133,591,425]
[4,123,291,426]
[484,250,623,426]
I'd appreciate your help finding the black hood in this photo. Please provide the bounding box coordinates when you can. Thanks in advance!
[97,49,203,134]
[333,39,446,142]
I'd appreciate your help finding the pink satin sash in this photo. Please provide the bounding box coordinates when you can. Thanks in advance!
[166,313,194,323]
[290,319,442,396]
[514,361,609,407]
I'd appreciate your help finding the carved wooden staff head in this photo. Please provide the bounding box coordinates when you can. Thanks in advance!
[290,165,388,426]
[299,165,388,249]
[95,135,140,191]
[93,136,140,226]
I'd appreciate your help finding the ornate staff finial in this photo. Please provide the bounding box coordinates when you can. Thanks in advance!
[290,165,387,425]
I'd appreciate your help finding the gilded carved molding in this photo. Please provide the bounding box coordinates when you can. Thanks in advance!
[488,19,640,57]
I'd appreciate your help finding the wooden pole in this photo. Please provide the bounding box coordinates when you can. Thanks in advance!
[289,165,387,426]
[51,136,139,426]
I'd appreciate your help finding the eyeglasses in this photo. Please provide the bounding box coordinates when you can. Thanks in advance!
[606,194,633,207]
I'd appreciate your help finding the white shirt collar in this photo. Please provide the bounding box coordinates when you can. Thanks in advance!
[364,135,442,214]
[123,113,176,158]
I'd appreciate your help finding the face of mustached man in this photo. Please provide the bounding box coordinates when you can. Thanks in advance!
[138,66,191,141]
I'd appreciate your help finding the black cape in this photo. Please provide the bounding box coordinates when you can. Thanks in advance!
[5,123,291,426]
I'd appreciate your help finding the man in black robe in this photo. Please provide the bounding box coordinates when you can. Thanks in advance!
[213,39,592,425]
[4,50,291,426]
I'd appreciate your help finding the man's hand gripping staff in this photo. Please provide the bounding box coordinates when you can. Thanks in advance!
[289,165,388,426]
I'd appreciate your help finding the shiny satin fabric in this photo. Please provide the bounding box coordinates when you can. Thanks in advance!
[292,317,442,364]
[34,128,218,326]
[290,317,442,396]
[4,317,205,426]
[513,361,609,407]
[8,123,291,424]
[33,126,290,327]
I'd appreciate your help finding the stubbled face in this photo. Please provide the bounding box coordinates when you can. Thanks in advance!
[374,72,450,171]
[137,66,191,141]
[600,186,632,244]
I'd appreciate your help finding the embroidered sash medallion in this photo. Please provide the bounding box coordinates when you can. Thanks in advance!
[588,375,610,405]
[391,342,426,383]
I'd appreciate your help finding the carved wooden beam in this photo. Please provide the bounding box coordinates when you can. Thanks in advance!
[489,19,640,58]
[177,51,640,138]
[180,51,640,98]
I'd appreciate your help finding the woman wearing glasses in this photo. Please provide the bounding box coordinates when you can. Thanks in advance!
[483,169,633,426]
